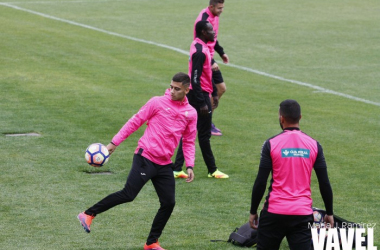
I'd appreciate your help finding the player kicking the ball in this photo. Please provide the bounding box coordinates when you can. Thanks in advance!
[77,72,197,250]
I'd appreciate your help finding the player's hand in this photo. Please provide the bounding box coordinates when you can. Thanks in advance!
[211,62,219,71]
[186,168,194,183]
[324,215,334,228]
[222,54,229,64]
[200,104,209,116]
[106,143,117,155]
[249,213,259,229]
[212,96,219,109]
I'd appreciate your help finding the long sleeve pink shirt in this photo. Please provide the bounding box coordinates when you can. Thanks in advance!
[111,89,197,166]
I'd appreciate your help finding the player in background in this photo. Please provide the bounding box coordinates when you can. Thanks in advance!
[249,99,334,250]
[194,0,229,136]
[173,21,229,179]
[77,72,197,250]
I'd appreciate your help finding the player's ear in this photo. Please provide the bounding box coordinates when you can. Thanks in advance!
[280,115,286,124]
[201,28,207,37]
[184,86,190,95]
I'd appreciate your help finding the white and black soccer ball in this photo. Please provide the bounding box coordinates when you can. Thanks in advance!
[313,210,325,229]
[85,143,110,167]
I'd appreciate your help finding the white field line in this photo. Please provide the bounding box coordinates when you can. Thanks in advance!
[2,2,380,107]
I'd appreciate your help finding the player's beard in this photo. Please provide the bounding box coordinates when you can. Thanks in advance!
[279,118,283,130]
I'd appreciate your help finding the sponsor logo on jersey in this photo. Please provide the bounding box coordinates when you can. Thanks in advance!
[282,148,310,158]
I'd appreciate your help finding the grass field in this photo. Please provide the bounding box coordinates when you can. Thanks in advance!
[1,0,379,249]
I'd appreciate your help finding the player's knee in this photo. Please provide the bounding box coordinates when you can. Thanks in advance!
[161,199,176,210]
[223,83,227,92]
[217,83,227,94]
[220,86,226,94]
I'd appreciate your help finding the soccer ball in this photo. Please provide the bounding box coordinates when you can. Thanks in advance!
[313,210,323,223]
[85,143,109,167]
[313,210,325,229]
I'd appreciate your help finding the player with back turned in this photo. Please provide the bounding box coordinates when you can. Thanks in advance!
[249,99,334,250]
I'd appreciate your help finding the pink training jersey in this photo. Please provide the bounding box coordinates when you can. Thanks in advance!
[194,7,219,58]
[266,130,319,215]
[111,89,197,166]
[189,37,213,95]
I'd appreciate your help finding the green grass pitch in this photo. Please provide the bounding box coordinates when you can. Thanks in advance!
[1,0,379,249]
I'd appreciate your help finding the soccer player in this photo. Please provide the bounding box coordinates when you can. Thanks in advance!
[249,99,334,250]
[194,0,229,136]
[77,72,197,250]
[172,21,229,179]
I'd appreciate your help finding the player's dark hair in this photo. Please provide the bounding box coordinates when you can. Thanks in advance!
[210,0,224,5]
[279,99,301,124]
[195,20,210,38]
[172,72,190,87]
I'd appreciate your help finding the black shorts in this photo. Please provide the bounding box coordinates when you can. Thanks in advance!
[212,69,224,84]
[257,210,313,250]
